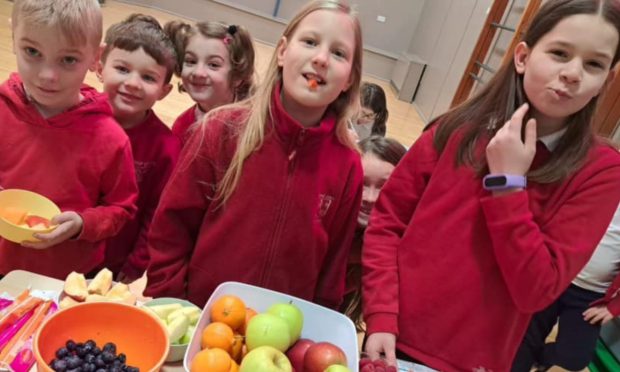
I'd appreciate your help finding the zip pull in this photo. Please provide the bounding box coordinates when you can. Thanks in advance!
[288,149,297,162]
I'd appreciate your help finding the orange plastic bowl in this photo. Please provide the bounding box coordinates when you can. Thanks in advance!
[34,302,169,372]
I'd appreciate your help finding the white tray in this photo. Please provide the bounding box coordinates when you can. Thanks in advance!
[183,281,359,371]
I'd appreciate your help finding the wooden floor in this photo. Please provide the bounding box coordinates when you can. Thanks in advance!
[0,0,425,148]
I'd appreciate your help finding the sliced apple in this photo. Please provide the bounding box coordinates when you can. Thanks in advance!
[64,271,88,301]
[166,313,189,344]
[149,303,183,319]
[87,268,113,295]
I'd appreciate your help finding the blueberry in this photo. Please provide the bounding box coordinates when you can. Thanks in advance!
[52,359,68,372]
[94,356,106,368]
[83,363,96,372]
[83,343,94,354]
[117,353,126,364]
[109,367,122,372]
[66,356,83,369]
[55,347,70,359]
[101,351,115,364]
[66,368,82,372]
[126,367,139,372]
[91,346,101,356]
[102,342,116,354]
[85,340,96,349]
[95,369,106,372]
[84,354,95,364]
[66,340,77,352]
[75,346,88,358]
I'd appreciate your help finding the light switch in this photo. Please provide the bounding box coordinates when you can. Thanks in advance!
[376,15,386,23]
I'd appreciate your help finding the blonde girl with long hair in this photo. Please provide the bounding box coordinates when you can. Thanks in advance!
[145,0,364,309]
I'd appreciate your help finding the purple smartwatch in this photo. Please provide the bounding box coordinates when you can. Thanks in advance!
[482,174,527,191]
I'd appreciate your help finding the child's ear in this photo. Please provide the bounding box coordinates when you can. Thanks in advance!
[276,37,288,68]
[89,44,104,73]
[94,60,104,82]
[601,65,618,94]
[514,42,530,74]
[158,83,174,101]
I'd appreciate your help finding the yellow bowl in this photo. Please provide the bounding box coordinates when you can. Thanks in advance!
[0,189,60,243]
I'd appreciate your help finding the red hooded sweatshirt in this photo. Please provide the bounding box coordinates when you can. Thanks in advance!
[146,85,363,308]
[362,125,620,372]
[0,73,138,279]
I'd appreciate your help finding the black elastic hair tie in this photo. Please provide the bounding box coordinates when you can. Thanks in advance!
[227,25,238,36]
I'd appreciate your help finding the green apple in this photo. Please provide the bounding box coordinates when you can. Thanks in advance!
[166,313,189,343]
[177,325,195,345]
[240,346,292,372]
[325,365,352,372]
[267,302,304,344]
[149,303,182,319]
[245,313,291,352]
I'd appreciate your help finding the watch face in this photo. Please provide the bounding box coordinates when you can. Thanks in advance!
[484,175,507,187]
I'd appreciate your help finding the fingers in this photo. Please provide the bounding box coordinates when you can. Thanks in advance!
[385,347,397,367]
[364,340,382,361]
[507,103,530,132]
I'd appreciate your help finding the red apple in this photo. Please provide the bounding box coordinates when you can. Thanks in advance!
[286,339,315,372]
[302,342,347,372]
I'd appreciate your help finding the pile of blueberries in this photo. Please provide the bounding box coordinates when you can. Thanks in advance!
[48,339,139,372]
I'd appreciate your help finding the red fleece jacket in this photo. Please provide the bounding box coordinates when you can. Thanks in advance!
[0,73,138,279]
[362,125,620,372]
[146,86,363,308]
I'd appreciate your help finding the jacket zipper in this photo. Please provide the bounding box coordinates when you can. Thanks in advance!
[259,130,305,285]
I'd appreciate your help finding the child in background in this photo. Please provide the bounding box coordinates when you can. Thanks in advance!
[353,82,389,141]
[340,135,407,331]
[165,20,255,143]
[362,1,620,370]
[0,0,137,279]
[146,0,364,309]
[513,203,620,372]
[97,14,181,281]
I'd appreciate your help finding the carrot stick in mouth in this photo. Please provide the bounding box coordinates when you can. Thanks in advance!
[308,78,319,90]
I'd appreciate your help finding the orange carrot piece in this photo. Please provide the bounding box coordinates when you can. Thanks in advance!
[0,301,51,363]
[0,296,43,334]
[308,78,318,90]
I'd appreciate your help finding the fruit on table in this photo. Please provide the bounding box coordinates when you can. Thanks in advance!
[201,322,235,351]
[303,342,347,372]
[245,313,291,352]
[325,365,353,372]
[49,339,139,372]
[24,215,52,229]
[144,302,201,345]
[210,295,247,331]
[63,272,88,301]
[239,346,292,372]
[61,270,137,309]
[285,338,314,372]
[266,302,303,344]
[359,357,398,372]
[190,347,235,372]
[87,268,113,295]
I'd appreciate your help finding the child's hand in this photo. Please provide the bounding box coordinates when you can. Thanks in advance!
[583,305,613,325]
[486,103,537,176]
[21,212,83,249]
[365,332,397,367]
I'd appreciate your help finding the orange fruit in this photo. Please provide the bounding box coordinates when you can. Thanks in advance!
[201,322,235,351]
[210,295,246,330]
[240,307,257,336]
[230,333,244,362]
[190,348,232,372]
[229,360,239,372]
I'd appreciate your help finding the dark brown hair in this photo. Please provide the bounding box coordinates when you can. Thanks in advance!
[101,14,177,84]
[360,82,389,136]
[433,0,620,183]
[359,135,407,165]
[164,20,255,101]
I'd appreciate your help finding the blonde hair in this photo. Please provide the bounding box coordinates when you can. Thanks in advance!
[12,0,102,48]
[214,0,363,205]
